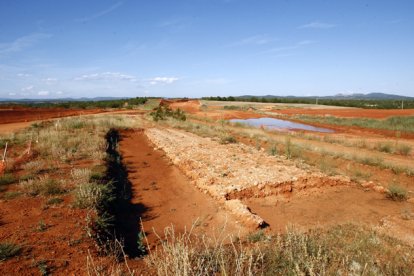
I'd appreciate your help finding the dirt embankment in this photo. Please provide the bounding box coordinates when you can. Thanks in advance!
[143,126,414,245]
[0,107,105,125]
[118,129,247,247]
[144,127,353,228]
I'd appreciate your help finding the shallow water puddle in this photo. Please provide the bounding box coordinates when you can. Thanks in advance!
[230,117,334,133]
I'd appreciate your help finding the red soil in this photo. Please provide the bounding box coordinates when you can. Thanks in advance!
[118,129,247,249]
[167,99,201,113]
[244,185,414,240]
[0,107,105,125]
[273,108,414,118]
[0,194,98,275]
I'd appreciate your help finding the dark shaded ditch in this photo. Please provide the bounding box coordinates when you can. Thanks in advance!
[93,128,148,258]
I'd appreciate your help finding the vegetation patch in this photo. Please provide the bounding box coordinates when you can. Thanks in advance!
[0,242,21,261]
[150,105,186,121]
[293,115,414,133]
[387,184,408,201]
[0,174,16,186]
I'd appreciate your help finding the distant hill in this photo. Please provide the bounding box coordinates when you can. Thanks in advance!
[330,93,414,100]
[238,92,414,100]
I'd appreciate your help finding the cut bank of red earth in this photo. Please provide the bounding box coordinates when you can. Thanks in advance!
[118,129,247,249]
[143,126,414,245]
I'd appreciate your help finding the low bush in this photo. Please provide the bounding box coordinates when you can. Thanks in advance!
[73,182,108,209]
[150,106,186,122]
[220,135,237,144]
[0,243,21,261]
[0,174,16,186]
[20,176,65,196]
[387,184,408,201]
[397,144,411,156]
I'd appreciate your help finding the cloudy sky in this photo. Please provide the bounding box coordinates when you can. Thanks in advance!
[1,0,413,99]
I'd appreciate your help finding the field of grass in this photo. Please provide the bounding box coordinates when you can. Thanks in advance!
[293,115,414,133]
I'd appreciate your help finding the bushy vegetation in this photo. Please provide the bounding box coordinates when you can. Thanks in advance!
[203,96,414,109]
[150,105,186,121]
[20,176,66,196]
[0,242,21,261]
[0,174,16,186]
[387,184,408,201]
[0,97,148,109]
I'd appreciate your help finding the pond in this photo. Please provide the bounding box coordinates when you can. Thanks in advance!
[230,117,334,133]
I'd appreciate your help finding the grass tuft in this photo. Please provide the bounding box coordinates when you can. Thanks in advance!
[0,242,21,261]
[387,184,408,201]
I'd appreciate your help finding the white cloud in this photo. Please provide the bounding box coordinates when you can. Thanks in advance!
[16,73,31,77]
[75,2,123,22]
[38,90,49,96]
[43,77,58,83]
[298,21,336,29]
[0,33,52,56]
[74,72,137,82]
[264,40,316,54]
[8,92,16,96]
[21,85,34,92]
[56,91,63,95]
[149,77,179,85]
[229,35,276,47]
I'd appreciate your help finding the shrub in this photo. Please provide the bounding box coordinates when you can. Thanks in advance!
[20,176,65,196]
[150,106,186,121]
[2,191,22,200]
[73,182,107,209]
[220,135,237,144]
[247,230,268,243]
[0,243,21,261]
[46,197,64,205]
[0,174,16,186]
[285,137,292,159]
[397,144,411,156]
[377,142,393,153]
[387,184,408,201]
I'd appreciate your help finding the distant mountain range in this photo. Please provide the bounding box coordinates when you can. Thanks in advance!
[239,92,414,100]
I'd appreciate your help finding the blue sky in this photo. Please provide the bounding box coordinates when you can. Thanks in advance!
[1,0,413,99]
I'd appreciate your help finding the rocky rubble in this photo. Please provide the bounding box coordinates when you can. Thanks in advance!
[145,127,346,227]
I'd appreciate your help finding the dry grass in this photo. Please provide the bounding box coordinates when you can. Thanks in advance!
[19,175,66,196]
[145,225,264,276]
[144,224,414,276]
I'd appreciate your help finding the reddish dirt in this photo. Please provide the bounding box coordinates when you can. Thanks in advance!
[0,194,98,275]
[167,99,201,113]
[244,185,414,244]
[118,129,248,249]
[0,107,106,125]
[272,108,414,118]
[0,121,36,134]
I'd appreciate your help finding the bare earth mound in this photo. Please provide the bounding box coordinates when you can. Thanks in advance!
[145,127,352,227]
